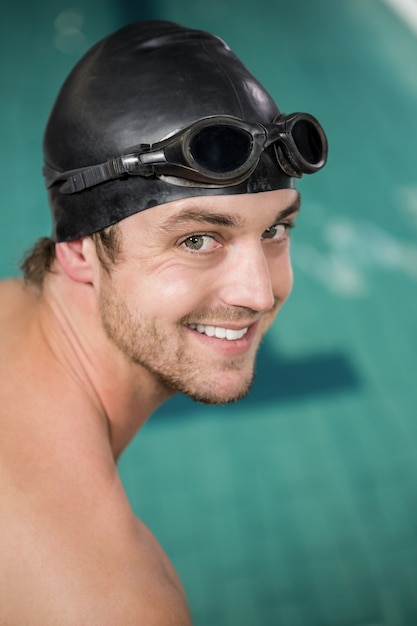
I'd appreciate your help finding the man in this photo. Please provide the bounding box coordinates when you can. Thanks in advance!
[0,20,327,624]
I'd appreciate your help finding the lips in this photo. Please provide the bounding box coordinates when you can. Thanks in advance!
[187,323,249,341]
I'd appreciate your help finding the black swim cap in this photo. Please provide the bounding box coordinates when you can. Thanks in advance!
[43,20,323,242]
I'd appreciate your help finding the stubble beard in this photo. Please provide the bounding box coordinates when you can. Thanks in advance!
[98,282,261,405]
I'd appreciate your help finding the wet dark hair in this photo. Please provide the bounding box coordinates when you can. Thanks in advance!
[20,224,122,287]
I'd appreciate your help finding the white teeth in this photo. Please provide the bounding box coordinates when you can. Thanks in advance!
[188,323,248,340]
[224,327,248,340]
[215,327,227,339]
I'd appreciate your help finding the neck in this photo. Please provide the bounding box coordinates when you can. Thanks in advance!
[35,270,174,460]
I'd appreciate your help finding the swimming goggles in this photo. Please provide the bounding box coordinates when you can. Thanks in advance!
[44,112,328,194]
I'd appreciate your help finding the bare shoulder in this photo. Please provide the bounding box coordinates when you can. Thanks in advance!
[0,380,192,623]
[0,461,192,625]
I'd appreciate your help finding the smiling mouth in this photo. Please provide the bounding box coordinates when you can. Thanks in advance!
[187,323,249,341]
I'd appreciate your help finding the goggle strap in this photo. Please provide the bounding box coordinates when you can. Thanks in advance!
[56,154,154,194]
[59,163,113,193]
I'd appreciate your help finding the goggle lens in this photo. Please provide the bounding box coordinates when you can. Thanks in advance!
[291,118,324,166]
[189,125,253,174]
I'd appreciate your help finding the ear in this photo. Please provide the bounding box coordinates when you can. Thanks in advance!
[55,238,96,284]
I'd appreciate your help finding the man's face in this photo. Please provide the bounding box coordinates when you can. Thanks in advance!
[98,188,299,404]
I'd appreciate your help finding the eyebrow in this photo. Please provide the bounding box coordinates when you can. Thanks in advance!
[158,208,243,233]
[158,193,301,233]
[273,195,301,223]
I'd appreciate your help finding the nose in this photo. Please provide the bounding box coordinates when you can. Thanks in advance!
[217,240,276,313]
